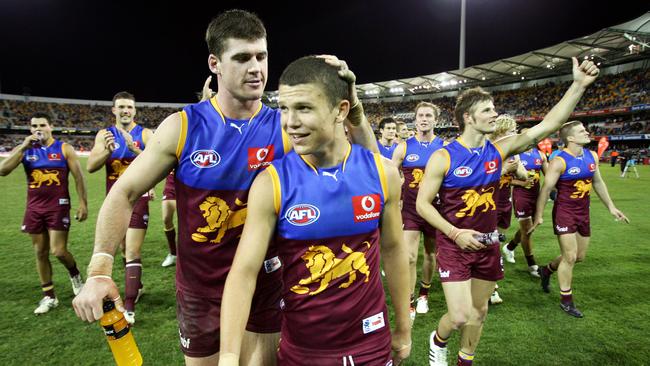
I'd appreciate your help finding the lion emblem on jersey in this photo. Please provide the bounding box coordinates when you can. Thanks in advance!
[29,169,61,188]
[290,242,371,296]
[455,187,496,218]
[409,168,424,188]
[192,197,247,244]
[499,174,512,189]
[571,179,592,199]
[108,160,130,180]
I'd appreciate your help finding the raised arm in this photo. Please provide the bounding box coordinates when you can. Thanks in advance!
[590,151,629,223]
[529,157,563,233]
[391,142,407,182]
[498,58,599,157]
[0,135,35,176]
[416,150,484,251]
[63,143,88,222]
[378,157,411,364]
[86,129,114,173]
[219,170,278,366]
[72,113,180,322]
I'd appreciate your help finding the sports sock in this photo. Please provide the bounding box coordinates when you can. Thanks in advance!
[164,227,177,256]
[124,259,143,311]
[506,240,518,251]
[418,281,431,297]
[433,328,449,348]
[525,255,536,267]
[42,282,55,298]
[560,288,573,304]
[65,261,80,277]
[543,263,557,276]
[457,350,474,365]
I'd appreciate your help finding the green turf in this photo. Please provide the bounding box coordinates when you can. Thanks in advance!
[0,160,648,365]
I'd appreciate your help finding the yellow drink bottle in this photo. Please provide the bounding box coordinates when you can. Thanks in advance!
[100,300,143,366]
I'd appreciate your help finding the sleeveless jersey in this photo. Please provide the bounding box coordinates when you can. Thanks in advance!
[377,140,397,159]
[438,139,503,234]
[175,98,288,297]
[22,139,70,211]
[401,136,445,209]
[513,148,543,198]
[268,144,389,351]
[553,148,595,213]
[105,124,146,194]
[497,159,514,209]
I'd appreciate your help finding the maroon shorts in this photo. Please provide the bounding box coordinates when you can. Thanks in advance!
[162,177,176,201]
[552,206,590,236]
[277,333,392,366]
[496,201,512,229]
[435,235,504,282]
[513,193,537,219]
[128,196,149,229]
[176,281,282,357]
[22,208,71,234]
[402,206,436,237]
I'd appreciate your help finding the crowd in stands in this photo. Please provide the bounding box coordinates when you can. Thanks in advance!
[1,68,648,153]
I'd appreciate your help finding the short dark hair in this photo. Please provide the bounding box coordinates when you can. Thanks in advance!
[279,56,349,107]
[378,117,396,130]
[31,112,51,122]
[454,87,493,132]
[112,91,135,106]
[559,120,583,145]
[205,9,267,58]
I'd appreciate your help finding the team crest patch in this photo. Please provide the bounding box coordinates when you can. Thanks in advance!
[285,204,320,226]
[190,150,221,168]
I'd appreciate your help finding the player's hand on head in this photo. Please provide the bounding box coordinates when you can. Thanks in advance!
[455,229,486,251]
[572,57,600,88]
[317,55,360,104]
[72,276,122,322]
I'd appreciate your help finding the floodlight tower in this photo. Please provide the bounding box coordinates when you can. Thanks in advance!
[459,0,466,71]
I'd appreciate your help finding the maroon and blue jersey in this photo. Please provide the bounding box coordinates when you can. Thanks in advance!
[377,140,397,159]
[400,136,445,210]
[268,143,390,352]
[438,139,503,236]
[105,124,146,194]
[513,148,543,195]
[553,148,595,213]
[174,98,288,297]
[22,139,70,211]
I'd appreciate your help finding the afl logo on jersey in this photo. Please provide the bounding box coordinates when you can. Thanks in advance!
[568,167,581,175]
[190,150,221,168]
[26,155,39,162]
[405,154,419,163]
[521,160,528,166]
[286,204,320,226]
[453,166,473,178]
[352,194,382,222]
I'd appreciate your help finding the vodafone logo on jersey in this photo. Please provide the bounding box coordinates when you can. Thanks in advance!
[535,158,542,166]
[48,153,61,161]
[190,150,221,168]
[286,204,320,226]
[352,194,381,222]
[248,145,275,171]
[134,141,141,149]
[453,166,472,178]
[484,159,498,174]
[588,163,596,172]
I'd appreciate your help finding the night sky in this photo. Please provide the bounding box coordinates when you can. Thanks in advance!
[0,0,647,103]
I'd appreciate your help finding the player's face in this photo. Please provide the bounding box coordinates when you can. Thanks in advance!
[380,123,397,140]
[415,107,436,133]
[466,100,498,134]
[398,124,409,139]
[217,38,268,101]
[112,99,136,127]
[278,83,346,156]
[569,124,591,145]
[30,118,52,142]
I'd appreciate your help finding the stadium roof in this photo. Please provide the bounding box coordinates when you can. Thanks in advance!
[349,11,650,99]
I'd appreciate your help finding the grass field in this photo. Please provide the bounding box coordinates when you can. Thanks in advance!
[0,159,649,365]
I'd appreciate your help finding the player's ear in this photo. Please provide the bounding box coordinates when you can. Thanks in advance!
[208,54,220,76]
[335,99,350,123]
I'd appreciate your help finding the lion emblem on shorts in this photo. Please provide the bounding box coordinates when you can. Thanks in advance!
[409,168,424,188]
[108,160,130,180]
[29,169,61,188]
[290,242,371,296]
[455,187,496,218]
[571,179,592,199]
[192,197,247,244]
